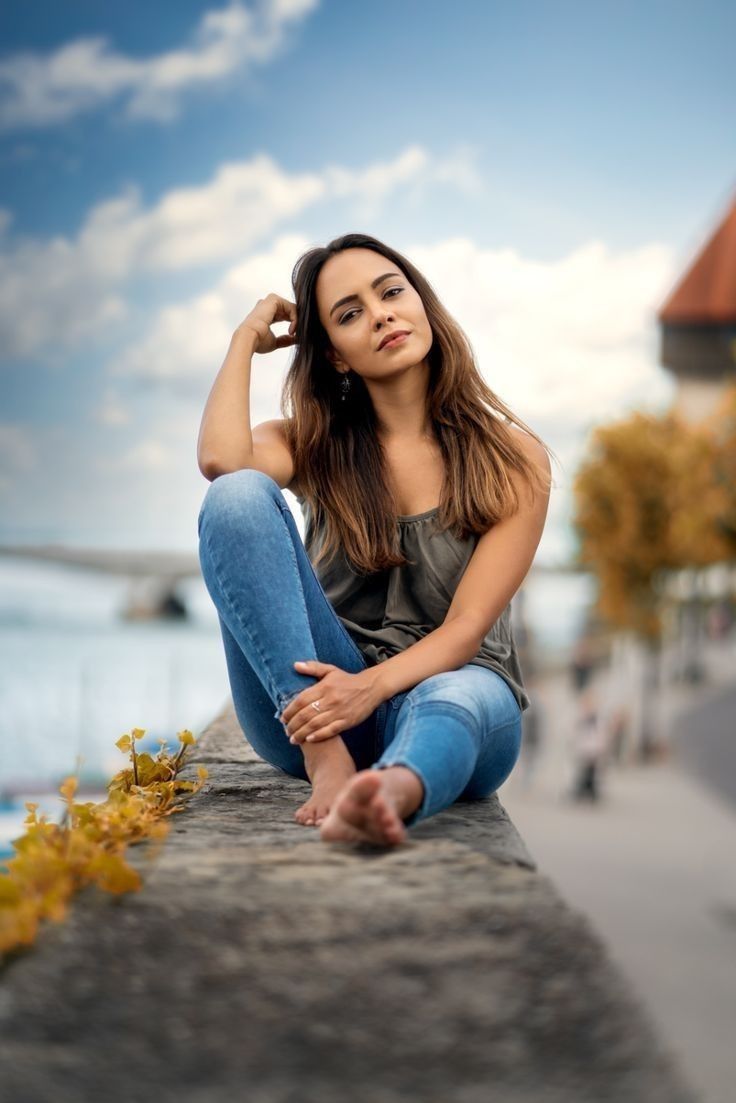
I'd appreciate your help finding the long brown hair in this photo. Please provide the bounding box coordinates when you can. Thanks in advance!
[280,232,554,575]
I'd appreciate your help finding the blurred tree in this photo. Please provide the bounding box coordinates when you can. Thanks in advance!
[573,412,678,641]
[707,383,736,555]
[572,407,735,758]
[573,409,732,640]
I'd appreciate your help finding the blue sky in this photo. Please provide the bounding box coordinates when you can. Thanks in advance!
[0,0,734,559]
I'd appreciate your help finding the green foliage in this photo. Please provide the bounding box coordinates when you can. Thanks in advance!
[0,728,207,960]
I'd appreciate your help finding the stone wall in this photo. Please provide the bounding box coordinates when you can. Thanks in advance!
[0,705,696,1103]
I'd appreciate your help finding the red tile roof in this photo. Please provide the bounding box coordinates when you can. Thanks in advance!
[658,197,736,324]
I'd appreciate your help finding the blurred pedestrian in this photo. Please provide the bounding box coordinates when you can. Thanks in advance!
[570,687,608,802]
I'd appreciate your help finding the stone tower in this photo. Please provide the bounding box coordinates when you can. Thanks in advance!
[658,195,736,423]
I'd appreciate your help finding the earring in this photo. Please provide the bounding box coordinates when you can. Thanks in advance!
[340,372,351,401]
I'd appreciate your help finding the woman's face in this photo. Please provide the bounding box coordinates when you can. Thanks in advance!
[315,247,433,380]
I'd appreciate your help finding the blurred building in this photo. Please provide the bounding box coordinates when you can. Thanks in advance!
[658,194,736,423]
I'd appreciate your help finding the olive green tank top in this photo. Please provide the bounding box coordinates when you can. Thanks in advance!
[296,496,529,711]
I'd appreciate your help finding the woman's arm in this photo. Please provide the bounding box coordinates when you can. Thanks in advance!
[365,618,486,702]
[197,294,297,480]
[197,326,258,480]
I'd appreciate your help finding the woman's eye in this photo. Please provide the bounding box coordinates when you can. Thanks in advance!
[339,286,402,325]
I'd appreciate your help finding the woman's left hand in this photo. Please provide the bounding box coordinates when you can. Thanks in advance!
[279,661,382,744]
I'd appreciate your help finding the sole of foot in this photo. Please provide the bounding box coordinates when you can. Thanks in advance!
[319,771,410,847]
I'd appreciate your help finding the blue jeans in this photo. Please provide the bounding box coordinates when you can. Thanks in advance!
[197,469,522,828]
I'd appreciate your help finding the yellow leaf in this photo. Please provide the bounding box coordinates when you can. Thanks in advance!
[92,853,141,895]
[115,735,132,753]
[0,877,22,906]
[197,766,209,779]
[177,729,195,746]
[59,776,78,802]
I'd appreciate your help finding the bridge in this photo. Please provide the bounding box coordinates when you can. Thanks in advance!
[0,543,583,621]
[0,544,200,621]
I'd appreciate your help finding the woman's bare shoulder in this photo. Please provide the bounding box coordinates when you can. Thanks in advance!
[507,422,550,472]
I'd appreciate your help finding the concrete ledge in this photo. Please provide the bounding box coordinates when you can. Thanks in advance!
[0,705,696,1103]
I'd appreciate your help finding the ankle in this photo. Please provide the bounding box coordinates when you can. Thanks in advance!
[302,736,355,780]
[378,765,424,819]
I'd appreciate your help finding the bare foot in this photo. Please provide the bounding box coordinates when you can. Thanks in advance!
[294,738,357,827]
[319,767,424,847]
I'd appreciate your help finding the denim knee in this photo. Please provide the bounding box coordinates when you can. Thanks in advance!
[411,668,517,718]
[404,671,485,735]
[198,468,283,537]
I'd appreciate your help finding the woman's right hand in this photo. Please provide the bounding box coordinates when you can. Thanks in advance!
[237,293,298,355]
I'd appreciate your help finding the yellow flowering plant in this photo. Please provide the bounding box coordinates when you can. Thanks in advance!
[0,727,207,960]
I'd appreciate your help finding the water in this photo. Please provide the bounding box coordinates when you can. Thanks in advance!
[0,555,595,858]
[0,557,230,859]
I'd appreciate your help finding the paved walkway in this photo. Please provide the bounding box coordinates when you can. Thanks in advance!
[499,662,736,1103]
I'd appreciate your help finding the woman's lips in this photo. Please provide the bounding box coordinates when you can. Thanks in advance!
[381,332,409,350]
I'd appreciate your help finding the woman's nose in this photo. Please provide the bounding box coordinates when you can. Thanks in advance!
[373,308,395,329]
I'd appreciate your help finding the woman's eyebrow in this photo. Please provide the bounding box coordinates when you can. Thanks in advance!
[329,272,402,317]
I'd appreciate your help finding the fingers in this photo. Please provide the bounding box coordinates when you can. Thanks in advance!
[272,294,297,326]
[281,700,319,738]
[280,688,323,727]
[286,710,344,744]
[305,728,341,743]
[264,296,296,345]
[291,721,343,745]
[287,712,328,742]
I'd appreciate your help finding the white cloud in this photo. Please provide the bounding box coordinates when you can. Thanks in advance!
[0,0,320,131]
[324,145,484,221]
[408,236,677,425]
[0,163,681,561]
[114,231,679,430]
[94,389,131,426]
[0,146,458,361]
[96,230,680,567]
[0,229,130,359]
[108,233,307,398]
[111,439,178,473]
[0,414,205,550]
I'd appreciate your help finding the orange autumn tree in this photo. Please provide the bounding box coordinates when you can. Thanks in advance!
[706,383,736,554]
[572,410,732,641]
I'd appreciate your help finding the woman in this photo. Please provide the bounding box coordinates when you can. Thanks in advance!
[197,233,553,847]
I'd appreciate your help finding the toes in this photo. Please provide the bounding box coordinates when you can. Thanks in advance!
[295,805,323,827]
[319,792,406,847]
[297,775,406,844]
[361,794,406,846]
[320,814,367,844]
